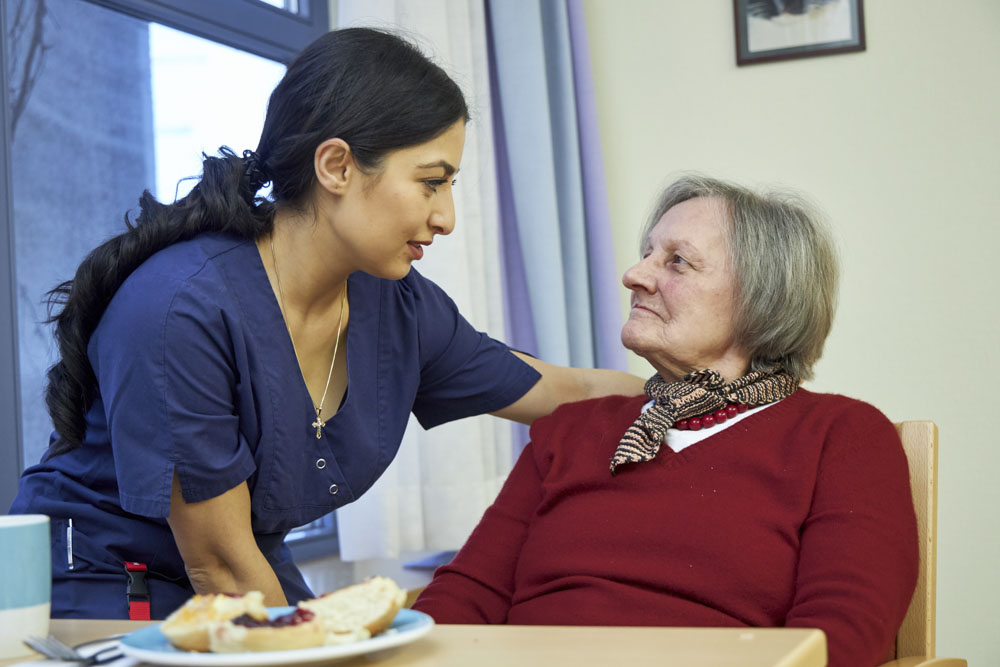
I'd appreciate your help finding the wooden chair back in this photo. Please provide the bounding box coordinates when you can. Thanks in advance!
[894,421,938,659]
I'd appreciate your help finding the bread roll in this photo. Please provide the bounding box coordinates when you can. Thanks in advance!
[301,576,406,643]
[161,591,268,652]
[163,576,406,652]
[209,607,326,653]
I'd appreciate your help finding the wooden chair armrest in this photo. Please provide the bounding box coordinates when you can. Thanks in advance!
[877,657,967,667]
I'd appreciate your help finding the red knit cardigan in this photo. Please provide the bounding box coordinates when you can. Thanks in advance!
[414,389,918,667]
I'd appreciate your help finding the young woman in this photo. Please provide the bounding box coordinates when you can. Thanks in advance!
[9,27,643,619]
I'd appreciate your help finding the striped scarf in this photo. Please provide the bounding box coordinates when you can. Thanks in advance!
[610,368,799,475]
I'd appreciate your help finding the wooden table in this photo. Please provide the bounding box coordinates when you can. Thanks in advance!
[5,619,827,666]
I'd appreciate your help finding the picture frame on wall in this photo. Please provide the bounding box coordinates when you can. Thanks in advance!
[734,0,866,66]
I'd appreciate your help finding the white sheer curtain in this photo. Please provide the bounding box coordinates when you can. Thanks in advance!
[334,0,513,560]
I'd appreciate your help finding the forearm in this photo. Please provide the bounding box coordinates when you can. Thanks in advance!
[574,367,646,400]
[184,549,287,607]
[168,475,288,607]
[414,568,509,624]
[493,353,644,423]
[516,353,645,402]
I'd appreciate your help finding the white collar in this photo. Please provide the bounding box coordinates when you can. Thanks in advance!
[639,399,782,453]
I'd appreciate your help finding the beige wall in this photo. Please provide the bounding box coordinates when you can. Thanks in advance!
[583,0,999,663]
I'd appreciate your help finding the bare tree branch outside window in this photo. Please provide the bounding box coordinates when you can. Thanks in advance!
[6,0,50,140]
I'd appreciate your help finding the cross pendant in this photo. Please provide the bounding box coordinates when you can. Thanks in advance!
[312,412,326,439]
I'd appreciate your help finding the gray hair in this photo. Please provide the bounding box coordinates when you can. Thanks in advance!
[640,174,839,380]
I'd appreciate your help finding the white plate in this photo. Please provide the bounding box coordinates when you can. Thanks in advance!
[118,607,433,666]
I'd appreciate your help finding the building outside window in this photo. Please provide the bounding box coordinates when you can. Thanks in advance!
[0,0,334,557]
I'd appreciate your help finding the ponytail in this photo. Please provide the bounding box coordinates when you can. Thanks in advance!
[44,148,272,456]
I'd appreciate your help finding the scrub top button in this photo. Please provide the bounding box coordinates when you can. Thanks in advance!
[316,458,326,469]
[329,484,339,495]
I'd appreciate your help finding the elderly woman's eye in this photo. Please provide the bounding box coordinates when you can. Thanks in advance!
[671,255,688,265]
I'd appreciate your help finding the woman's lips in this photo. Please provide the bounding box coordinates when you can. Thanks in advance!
[630,304,661,319]
[408,242,424,260]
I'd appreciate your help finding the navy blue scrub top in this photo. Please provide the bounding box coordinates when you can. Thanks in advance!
[10,232,540,619]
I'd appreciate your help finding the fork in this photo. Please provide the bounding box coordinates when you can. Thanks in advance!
[23,634,123,665]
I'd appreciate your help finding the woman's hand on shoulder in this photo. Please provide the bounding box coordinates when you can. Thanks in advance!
[491,352,646,424]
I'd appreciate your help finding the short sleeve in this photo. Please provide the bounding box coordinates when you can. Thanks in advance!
[407,271,540,429]
[94,269,256,518]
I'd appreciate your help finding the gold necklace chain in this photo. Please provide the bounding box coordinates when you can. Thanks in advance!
[269,236,346,439]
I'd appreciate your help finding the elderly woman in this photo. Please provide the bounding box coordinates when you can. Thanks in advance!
[413,175,918,667]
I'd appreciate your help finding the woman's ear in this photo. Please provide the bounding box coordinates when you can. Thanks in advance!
[314,138,353,195]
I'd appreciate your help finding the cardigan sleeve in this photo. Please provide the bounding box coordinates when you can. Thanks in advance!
[784,402,919,667]
[412,442,545,623]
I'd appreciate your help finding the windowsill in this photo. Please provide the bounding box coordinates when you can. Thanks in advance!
[296,549,445,596]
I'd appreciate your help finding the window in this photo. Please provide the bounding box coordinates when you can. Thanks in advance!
[149,23,285,202]
[1,0,332,554]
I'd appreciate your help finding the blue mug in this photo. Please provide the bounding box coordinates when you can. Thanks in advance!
[0,514,51,658]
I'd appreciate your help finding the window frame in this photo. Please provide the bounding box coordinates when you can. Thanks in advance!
[1,0,337,558]
[1,3,24,513]
[85,0,329,64]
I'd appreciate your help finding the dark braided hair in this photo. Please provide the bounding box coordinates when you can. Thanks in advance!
[44,28,469,456]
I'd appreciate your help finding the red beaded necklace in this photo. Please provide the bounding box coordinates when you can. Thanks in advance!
[674,403,751,431]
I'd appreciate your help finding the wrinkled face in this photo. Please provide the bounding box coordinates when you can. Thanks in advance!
[335,120,466,279]
[620,197,748,382]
